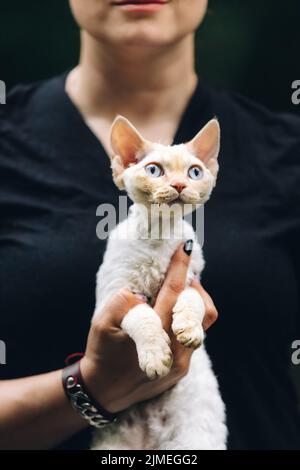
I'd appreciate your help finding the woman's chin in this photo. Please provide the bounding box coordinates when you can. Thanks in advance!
[102,16,177,49]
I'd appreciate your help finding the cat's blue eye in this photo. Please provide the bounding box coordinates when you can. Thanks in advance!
[145,163,163,178]
[188,165,203,180]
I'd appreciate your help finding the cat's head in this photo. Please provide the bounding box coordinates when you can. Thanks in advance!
[109,116,220,210]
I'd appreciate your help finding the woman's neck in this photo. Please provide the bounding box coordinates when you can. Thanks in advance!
[66,31,198,126]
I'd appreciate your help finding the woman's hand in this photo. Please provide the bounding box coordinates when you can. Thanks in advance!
[81,244,218,414]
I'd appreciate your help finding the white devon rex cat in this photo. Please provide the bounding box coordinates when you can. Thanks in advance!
[92,116,227,450]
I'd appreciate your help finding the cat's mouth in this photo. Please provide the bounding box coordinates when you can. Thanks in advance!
[151,194,199,205]
[150,190,180,205]
[144,185,200,206]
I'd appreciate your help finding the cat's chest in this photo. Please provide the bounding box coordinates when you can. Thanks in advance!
[97,218,199,304]
[122,239,180,297]
[100,236,181,299]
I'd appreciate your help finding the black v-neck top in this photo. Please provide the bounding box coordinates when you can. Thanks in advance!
[1,74,300,450]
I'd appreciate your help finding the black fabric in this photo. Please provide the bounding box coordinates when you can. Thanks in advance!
[0,74,300,450]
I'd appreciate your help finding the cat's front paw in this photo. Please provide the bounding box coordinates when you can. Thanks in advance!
[172,316,204,349]
[137,330,173,380]
[172,287,205,349]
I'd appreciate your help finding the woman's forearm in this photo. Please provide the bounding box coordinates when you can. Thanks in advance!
[0,370,88,450]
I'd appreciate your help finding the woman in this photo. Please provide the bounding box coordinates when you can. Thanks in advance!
[0,0,299,450]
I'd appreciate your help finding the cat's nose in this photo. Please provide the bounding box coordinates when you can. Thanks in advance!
[171,183,187,194]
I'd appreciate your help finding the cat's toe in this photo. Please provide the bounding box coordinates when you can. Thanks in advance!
[138,340,173,380]
[172,318,204,349]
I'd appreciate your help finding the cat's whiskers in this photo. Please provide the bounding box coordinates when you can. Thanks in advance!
[178,188,200,204]
[151,187,179,204]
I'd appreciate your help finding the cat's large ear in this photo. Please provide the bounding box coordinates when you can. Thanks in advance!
[186,119,220,178]
[110,115,150,167]
[110,116,150,189]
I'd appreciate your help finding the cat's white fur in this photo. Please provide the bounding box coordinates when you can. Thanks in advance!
[91,117,227,450]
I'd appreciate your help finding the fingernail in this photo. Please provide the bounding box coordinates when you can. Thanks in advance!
[133,292,148,302]
[183,239,193,256]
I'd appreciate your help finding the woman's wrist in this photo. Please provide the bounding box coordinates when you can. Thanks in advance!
[80,356,121,414]
[62,357,117,428]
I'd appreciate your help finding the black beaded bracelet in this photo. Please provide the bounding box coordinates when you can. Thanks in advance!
[62,354,117,428]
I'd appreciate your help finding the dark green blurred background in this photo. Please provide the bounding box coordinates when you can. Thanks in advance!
[1,0,300,114]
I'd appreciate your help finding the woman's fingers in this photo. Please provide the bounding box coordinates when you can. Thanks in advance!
[93,289,147,329]
[190,279,218,331]
[154,241,192,330]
